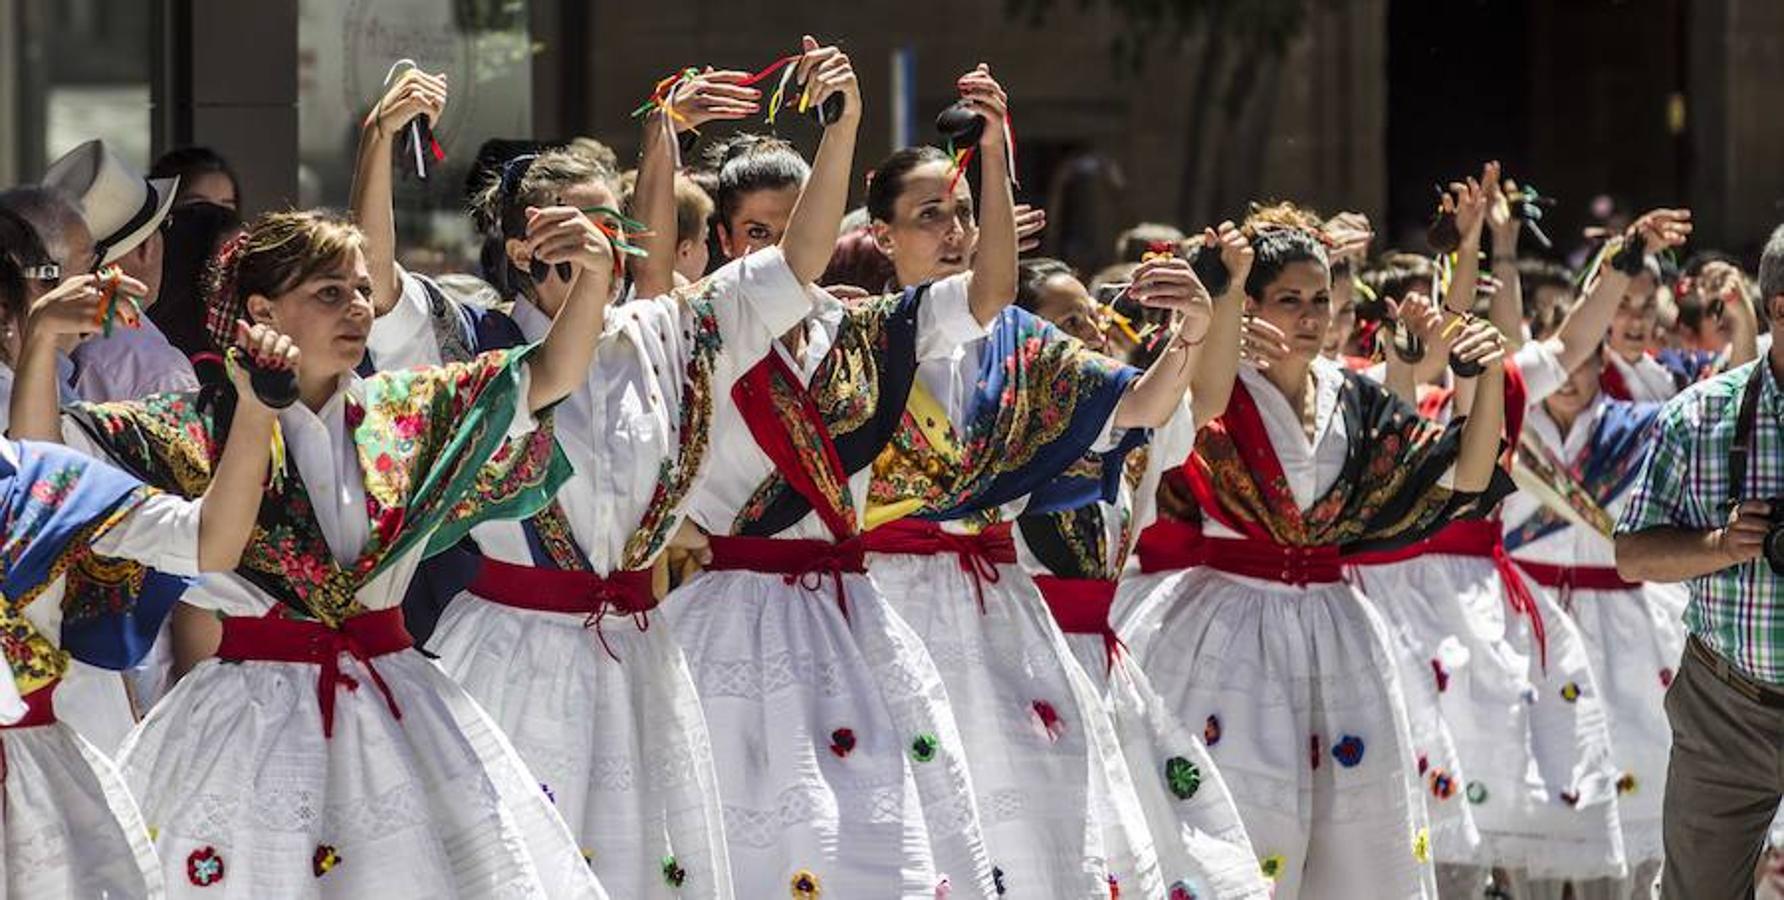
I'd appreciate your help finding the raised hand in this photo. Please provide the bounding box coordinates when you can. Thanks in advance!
[1448,316,1508,374]
[1131,256,1212,346]
[525,206,617,284]
[1323,212,1374,267]
[1627,208,1693,255]
[1485,165,1521,252]
[1213,220,1254,295]
[665,68,762,132]
[227,319,300,413]
[26,272,148,340]
[793,35,861,125]
[1240,315,1291,370]
[1444,161,1495,243]
[1015,204,1047,253]
[956,63,1010,153]
[365,67,446,140]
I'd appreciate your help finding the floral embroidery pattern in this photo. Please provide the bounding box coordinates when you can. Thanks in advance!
[621,294,721,568]
[1429,769,1457,800]
[1168,879,1203,900]
[1260,854,1285,881]
[187,846,224,887]
[1413,828,1431,863]
[1430,659,1450,693]
[1332,735,1366,768]
[1560,682,1582,703]
[1204,715,1222,747]
[1559,789,1581,807]
[662,855,687,887]
[910,733,939,763]
[791,868,821,898]
[993,866,1007,895]
[1617,773,1638,795]
[1659,667,1674,688]
[312,845,341,877]
[1165,756,1202,799]
[1466,781,1488,804]
[829,728,856,758]
[1031,700,1064,743]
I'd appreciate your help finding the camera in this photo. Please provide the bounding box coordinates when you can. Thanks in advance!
[1763,504,1784,576]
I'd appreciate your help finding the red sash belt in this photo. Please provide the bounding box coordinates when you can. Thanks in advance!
[862,520,1015,614]
[1515,561,1639,593]
[1035,575,1125,673]
[470,558,654,662]
[1345,520,1550,671]
[1204,537,1343,585]
[217,608,411,739]
[0,682,57,731]
[705,535,867,619]
[1134,517,1207,574]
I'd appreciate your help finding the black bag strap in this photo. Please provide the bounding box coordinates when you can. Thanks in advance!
[1729,360,1768,509]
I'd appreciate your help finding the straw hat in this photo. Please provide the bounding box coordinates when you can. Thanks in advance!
[41,139,179,266]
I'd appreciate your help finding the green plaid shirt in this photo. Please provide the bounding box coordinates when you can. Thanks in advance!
[1617,359,1784,684]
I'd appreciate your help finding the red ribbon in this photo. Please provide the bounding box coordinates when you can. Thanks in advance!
[862,520,1015,614]
[470,559,655,662]
[1034,575,1126,674]
[217,608,411,739]
[706,535,867,621]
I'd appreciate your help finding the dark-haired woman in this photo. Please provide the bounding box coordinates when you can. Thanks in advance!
[347,54,854,898]
[1011,258,1270,899]
[1117,204,1515,898]
[0,208,274,899]
[150,146,241,211]
[12,204,612,897]
[853,74,1255,893]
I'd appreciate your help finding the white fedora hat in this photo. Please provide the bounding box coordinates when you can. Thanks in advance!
[41,139,179,267]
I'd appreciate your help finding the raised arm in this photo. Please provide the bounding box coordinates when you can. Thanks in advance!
[10,273,145,442]
[1113,255,1212,429]
[521,207,614,411]
[959,64,1017,325]
[1447,317,1508,492]
[1483,165,1525,347]
[778,36,863,286]
[1441,164,1491,317]
[1551,209,1692,373]
[1189,223,1254,426]
[632,69,760,299]
[197,323,289,570]
[348,67,447,317]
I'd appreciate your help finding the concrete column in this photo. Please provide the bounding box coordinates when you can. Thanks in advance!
[164,0,299,216]
[0,0,17,185]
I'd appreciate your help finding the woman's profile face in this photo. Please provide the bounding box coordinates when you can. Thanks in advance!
[1247,260,1333,362]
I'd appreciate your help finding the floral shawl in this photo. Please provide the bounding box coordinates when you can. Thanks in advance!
[1504,398,1660,551]
[1186,371,1513,554]
[0,439,192,696]
[868,306,1145,528]
[65,347,568,626]
[1016,447,1150,580]
[731,286,925,539]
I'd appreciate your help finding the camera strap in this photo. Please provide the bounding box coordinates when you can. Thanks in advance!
[1729,359,1768,508]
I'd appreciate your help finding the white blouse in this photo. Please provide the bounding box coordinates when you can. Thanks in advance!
[365,249,811,574]
[1502,397,1619,567]
[685,274,987,540]
[1606,352,1678,404]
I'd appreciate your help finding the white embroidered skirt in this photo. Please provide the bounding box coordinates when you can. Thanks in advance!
[1,721,162,898]
[116,649,606,899]
[870,554,1161,900]
[659,568,991,899]
[1119,567,1437,900]
[428,593,730,899]
[1063,630,1272,900]
[1353,554,1628,880]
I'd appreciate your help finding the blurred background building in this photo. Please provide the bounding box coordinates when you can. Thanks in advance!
[3,0,1780,275]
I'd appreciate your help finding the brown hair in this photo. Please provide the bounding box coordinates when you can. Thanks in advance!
[674,174,714,247]
[205,210,364,348]
[1241,201,1330,300]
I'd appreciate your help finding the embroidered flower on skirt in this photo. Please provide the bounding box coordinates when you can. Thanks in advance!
[1617,772,1638,795]
[1429,768,1457,799]
[829,727,856,758]
[1465,781,1488,804]
[1413,827,1431,863]
[910,733,939,763]
[313,845,341,877]
[791,869,821,898]
[1203,714,1221,746]
[1559,789,1581,807]
[1031,699,1064,743]
[1260,854,1286,881]
[1659,667,1674,688]
[993,866,1008,895]
[1430,658,1450,692]
[1309,734,1322,770]
[662,855,687,887]
[1164,756,1202,799]
[1332,734,1366,768]
[1560,681,1582,702]
[187,847,225,887]
[1168,878,1204,900]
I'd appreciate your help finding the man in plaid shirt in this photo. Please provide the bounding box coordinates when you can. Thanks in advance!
[1617,222,1784,900]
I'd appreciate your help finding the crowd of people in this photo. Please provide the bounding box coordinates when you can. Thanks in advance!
[0,32,1780,900]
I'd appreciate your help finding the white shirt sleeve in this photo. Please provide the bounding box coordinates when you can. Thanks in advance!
[88,492,203,576]
[365,268,446,369]
[915,273,991,362]
[1513,338,1569,406]
[699,247,813,365]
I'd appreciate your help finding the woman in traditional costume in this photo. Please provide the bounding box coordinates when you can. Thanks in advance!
[1117,202,1515,899]
[0,211,276,898]
[11,207,613,898]
[1010,259,1269,899]
[1503,307,1691,900]
[349,52,854,898]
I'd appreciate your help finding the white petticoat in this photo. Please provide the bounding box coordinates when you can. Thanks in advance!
[0,721,162,898]
[1120,567,1437,900]
[1064,631,1272,900]
[870,555,1161,899]
[1533,580,1687,868]
[428,594,731,899]
[1352,554,1627,880]
[659,568,992,899]
[116,649,606,899]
